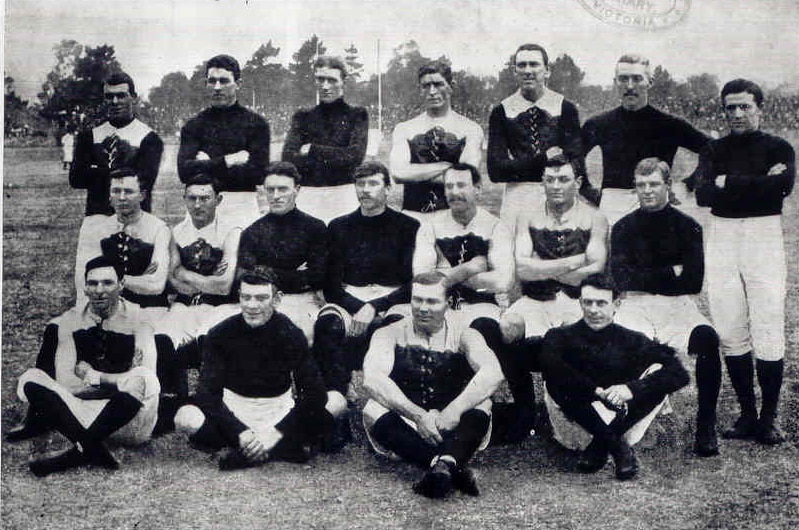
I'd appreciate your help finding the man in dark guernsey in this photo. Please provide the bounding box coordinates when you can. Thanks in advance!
[237,162,327,342]
[611,157,721,457]
[487,43,584,229]
[497,156,608,442]
[75,170,170,310]
[362,272,504,498]
[695,79,795,446]
[412,163,514,323]
[582,54,711,224]
[541,274,689,481]
[390,62,483,219]
[178,54,271,229]
[311,161,419,449]
[7,257,160,477]
[282,55,369,224]
[70,72,163,216]
[174,269,344,470]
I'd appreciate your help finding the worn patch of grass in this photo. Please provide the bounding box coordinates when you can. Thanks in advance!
[3,141,798,530]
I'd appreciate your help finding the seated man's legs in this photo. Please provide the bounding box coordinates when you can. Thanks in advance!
[364,399,490,498]
[16,367,157,477]
[279,292,324,345]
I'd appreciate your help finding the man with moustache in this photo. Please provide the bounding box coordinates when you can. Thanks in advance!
[695,79,795,446]
[178,54,271,229]
[311,161,419,449]
[70,72,163,216]
[582,54,710,224]
[7,257,160,477]
[487,43,584,228]
[390,62,484,218]
[283,56,369,224]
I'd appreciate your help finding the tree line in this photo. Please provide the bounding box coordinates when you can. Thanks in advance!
[7,36,799,141]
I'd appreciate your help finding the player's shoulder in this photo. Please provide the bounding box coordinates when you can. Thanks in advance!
[583,107,618,127]
[295,209,328,232]
[141,211,169,230]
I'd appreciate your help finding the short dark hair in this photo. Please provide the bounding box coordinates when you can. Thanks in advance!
[206,54,241,81]
[353,161,390,186]
[418,61,453,86]
[183,172,221,194]
[239,266,279,292]
[85,255,123,281]
[634,157,671,185]
[721,78,764,108]
[580,273,620,300]
[109,168,145,188]
[412,271,447,288]
[104,72,136,97]
[544,154,578,177]
[313,56,348,79]
[445,163,481,185]
[513,43,550,67]
[263,161,302,185]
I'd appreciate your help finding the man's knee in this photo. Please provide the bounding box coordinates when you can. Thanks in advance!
[362,399,389,431]
[326,390,348,417]
[315,312,346,338]
[117,367,160,402]
[499,313,526,344]
[17,368,54,402]
[174,404,206,435]
[689,325,720,354]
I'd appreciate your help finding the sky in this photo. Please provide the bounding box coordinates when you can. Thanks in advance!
[4,0,799,102]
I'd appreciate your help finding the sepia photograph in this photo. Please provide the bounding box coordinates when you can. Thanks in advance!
[3,0,798,528]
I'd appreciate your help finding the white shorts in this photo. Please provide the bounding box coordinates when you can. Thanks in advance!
[362,398,492,460]
[18,367,160,445]
[161,302,240,346]
[500,182,545,232]
[544,364,669,451]
[279,291,325,345]
[615,293,710,354]
[216,191,262,231]
[296,184,359,225]
[506,293,582,338]
[222,388,295,437]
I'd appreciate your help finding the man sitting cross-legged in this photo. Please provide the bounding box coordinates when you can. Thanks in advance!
[362,272,504,498]
[174,268,345,470]
[312,161,419,450]
[540,274,689,481]
[7,257,160,477]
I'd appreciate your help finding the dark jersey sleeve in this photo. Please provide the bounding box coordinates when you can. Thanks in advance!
[623,331,690,401]
[307,107,369,171]
[540,328,599,403]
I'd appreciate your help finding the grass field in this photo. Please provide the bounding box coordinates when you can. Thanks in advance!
[2,142,798,530]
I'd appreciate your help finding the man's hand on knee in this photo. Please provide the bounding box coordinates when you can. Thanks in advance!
[415,410,443,445]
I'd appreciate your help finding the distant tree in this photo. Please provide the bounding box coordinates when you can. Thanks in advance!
[548,54,585,101]
[649,65,678,106]
[37,41,122,131]
[289,35,327,107]
[495,54,517,100]
[382,41,440,120]
[148,71,202,135]
[344,42,364,92]
[685,73,719,102]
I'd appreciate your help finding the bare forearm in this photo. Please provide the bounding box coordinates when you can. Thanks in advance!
[364,375,427,422]
[516,254,585,281]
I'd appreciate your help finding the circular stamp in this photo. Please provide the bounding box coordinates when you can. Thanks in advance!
[577,0,691,31]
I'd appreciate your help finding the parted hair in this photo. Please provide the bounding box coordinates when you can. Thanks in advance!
[634,157,672,185]
[85,255,124,281]
[418,61,453,86]
[183,172,222,194]
[263,161,302,185]
[240,266,279,290]
[206,54,241,81]
[513,43,550,67]
[721,78,764,108]
[353,161,391,186]
[616,54,651,79]
[314,56,348,79]
[104,72,137,97]
[580,273,621,300]
[445,162,481,185]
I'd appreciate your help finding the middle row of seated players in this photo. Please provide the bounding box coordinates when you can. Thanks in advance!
[68,152,722,463]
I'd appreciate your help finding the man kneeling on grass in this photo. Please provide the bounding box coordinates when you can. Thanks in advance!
[174,268,346,470]
[362,271,504,498]
[540,274,689,480]
[7,256,160,477]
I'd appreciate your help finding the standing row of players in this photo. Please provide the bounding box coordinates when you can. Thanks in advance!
[7,45,794,499]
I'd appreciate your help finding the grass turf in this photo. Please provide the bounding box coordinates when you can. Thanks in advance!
[2,141,798,530]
